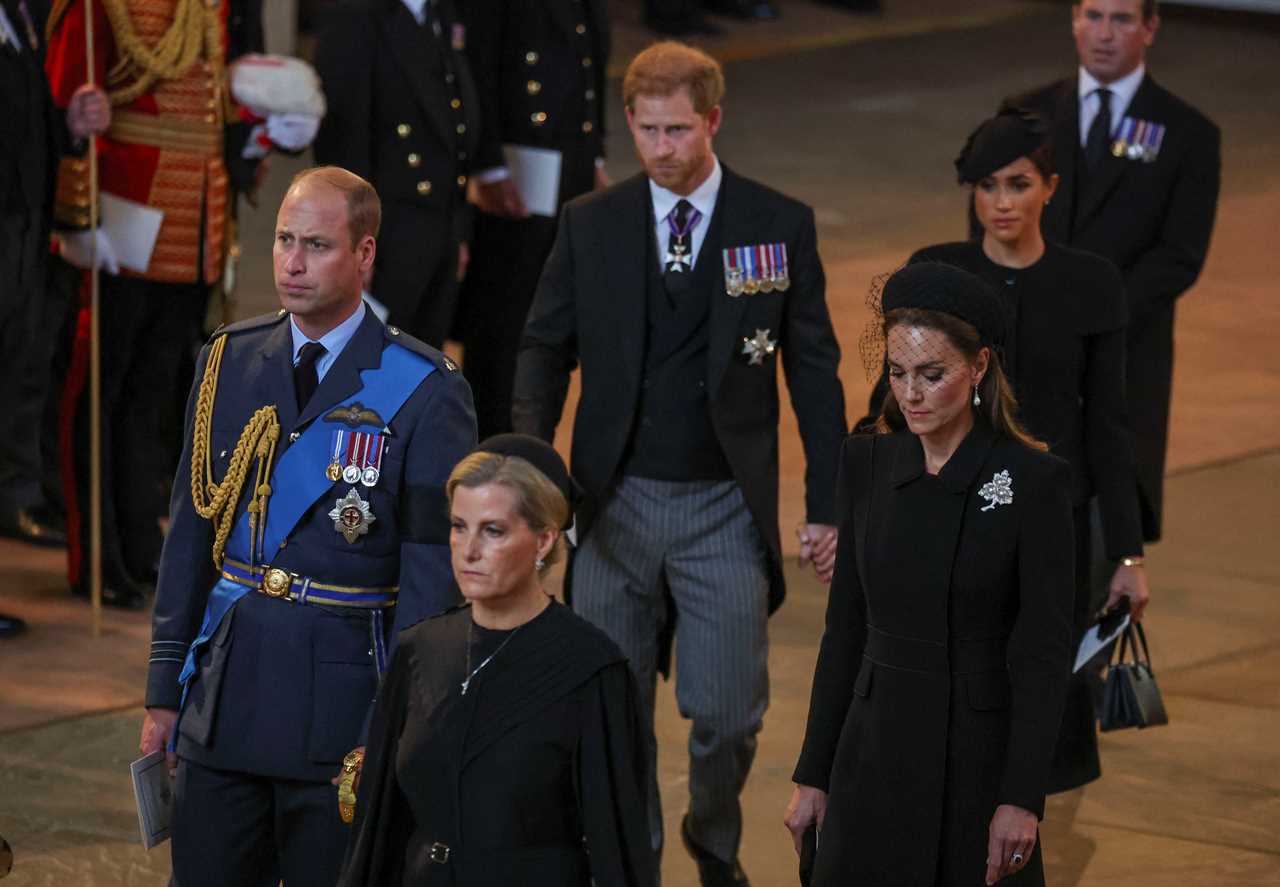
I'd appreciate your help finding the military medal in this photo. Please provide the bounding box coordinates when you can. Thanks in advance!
[329,487,376,544]
[757,246,775,293]
[360,435,385,487]
[1112,116,1166,164]
[723,244,790,296]
[741,328,777,366]
[664,204,703,274]
[326,430,345,482]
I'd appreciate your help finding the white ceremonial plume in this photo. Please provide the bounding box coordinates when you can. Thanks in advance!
[230,54,327,119]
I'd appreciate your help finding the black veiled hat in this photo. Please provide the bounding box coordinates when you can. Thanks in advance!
[881,261,1007,347]
[954,107,1050,184]
[475,433,583,529]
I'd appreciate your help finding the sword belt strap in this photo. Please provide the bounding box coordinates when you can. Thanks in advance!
[221,557,398,609]
[108,110,223,154]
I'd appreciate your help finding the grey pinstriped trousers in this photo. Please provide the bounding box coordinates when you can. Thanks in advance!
[572,476,771,864]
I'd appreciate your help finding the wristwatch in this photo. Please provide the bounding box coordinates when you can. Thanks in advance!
[1120,556,1145,568]
[338,748,365,824]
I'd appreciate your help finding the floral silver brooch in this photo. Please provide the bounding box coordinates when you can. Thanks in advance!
[978,469,1013,512]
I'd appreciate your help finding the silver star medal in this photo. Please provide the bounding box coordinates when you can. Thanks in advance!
[330,487,376,543]
[978,470,1013,512]
[741,329,777,366]
[665,243,690,272]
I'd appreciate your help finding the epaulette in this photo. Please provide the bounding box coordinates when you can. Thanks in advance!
[383,324,461,373]
[212,308,291,338]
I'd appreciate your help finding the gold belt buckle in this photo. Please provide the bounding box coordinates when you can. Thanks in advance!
[261,568,293,599]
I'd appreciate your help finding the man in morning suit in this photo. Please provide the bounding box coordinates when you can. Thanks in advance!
[137,167,476,886]
[457,0,611,439]
[1006,0,1220,543]
[512,42,847,887]
[314,0,493,348]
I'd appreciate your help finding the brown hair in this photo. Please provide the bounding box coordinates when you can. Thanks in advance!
[623,41,725,114]
[874,308,1048,452]
[287,166,381,249]
[446,452,570,572]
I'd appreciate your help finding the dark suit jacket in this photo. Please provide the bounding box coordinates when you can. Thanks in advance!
[794,425,1074,885]
[462,0,609,171]
[1007,74,1220,539]
[512,167,847,611]
[146,308,476,782]
[0,0,64,219]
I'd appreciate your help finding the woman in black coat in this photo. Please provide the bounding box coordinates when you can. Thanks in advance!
[912,109,1150,791]
[338,435,655,886]
[786,263,1075,886]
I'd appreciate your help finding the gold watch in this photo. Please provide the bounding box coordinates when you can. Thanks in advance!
[1120,556,1145,568]
[338,748,365,824]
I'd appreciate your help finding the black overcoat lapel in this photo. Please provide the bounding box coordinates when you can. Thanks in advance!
[1076,74,1158,227]
[707,167,776,395]
[295,308,386,431]
[601,175,651,394]
[1043,80,1079,242]
[379,0,455,147]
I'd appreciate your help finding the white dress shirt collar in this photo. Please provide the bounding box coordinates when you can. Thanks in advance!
[649,155,722,230]
[401,0,429,25]
[290,300,367,382]
[1078,63,1146,138]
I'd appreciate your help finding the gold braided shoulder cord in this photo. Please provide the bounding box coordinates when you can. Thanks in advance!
[99,0,225,106]
[190,334,280,568]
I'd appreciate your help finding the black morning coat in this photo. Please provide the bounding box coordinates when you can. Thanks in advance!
[1007,74,1221,541]
[337,602,656,887]
[793,422,1075,886]
[512,167,848,612]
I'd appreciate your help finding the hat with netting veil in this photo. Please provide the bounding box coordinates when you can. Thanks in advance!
[954,107,1050,185]
[860,262,1008,377]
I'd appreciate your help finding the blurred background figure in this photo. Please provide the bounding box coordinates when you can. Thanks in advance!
[314,0,493,348]
[45,0,278,609]
[455,0,610,439]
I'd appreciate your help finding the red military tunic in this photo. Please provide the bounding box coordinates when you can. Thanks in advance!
[46,0,232,285]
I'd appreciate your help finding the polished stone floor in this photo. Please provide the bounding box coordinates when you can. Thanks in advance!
[1,1,1278,884]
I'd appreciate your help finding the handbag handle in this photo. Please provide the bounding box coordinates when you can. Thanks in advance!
[1111,621,1156,672]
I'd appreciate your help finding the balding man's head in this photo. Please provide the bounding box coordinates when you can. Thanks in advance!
[286,166,382,250]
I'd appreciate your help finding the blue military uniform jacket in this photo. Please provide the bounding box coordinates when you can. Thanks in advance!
[145,307,476,783]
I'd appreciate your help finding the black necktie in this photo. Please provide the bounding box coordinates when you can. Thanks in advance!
[294,341,326,412]
[665,199,699,273]
[1085,87,1113,170]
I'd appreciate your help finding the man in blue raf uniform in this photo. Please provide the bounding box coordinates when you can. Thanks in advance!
[137,166,476,887]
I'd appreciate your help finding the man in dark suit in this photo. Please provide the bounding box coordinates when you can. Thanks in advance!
[513,42,846,887]
[314,0,493,347]
[1007,0,1220,543]
[0,0,107,550]
[457,0,610,439]
[137,167,476,886]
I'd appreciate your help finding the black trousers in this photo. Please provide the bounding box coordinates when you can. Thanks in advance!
[69,275,207,583]
[0,209,56,511]
[171,758,348,887]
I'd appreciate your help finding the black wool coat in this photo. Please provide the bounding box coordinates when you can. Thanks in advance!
[1006,75,1221,540]
[793,423,1074,886]
[338,602,655,886]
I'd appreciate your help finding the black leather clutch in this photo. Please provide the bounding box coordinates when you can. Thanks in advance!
[1100,622,1169,731]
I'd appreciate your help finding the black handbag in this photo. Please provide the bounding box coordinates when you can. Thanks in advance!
[1099,622,1169,731]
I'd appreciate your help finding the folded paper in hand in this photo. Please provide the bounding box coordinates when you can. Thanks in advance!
[502,145,562,218]
[101,193,164,274]
[1074,609,1130,673]
[131,751,173,849]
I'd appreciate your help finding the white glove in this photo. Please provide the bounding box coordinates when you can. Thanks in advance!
[58,228,120,274]
[266,113,320,152]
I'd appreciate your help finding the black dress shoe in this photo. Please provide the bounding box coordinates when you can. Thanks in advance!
[681,815,750,887]
[0,505,67,548]
[647,13,724,36]
[0,614,27,639]
[706,0,780,20]
[71,577,150,610]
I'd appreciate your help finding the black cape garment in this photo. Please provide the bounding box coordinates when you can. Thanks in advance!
[794,422,1074,886]
[338,601,656,887]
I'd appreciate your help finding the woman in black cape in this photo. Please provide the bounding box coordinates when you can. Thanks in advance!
[338,434,655,886]
[786,263,1075,885]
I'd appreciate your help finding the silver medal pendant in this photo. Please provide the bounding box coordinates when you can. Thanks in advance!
[741,328,777,366]
[342,464,363,484]
[361,466,380,487]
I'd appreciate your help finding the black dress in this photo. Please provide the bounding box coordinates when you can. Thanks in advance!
[338,601,656,886]
[906,240,1144,791]
[793,423,1074,886]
